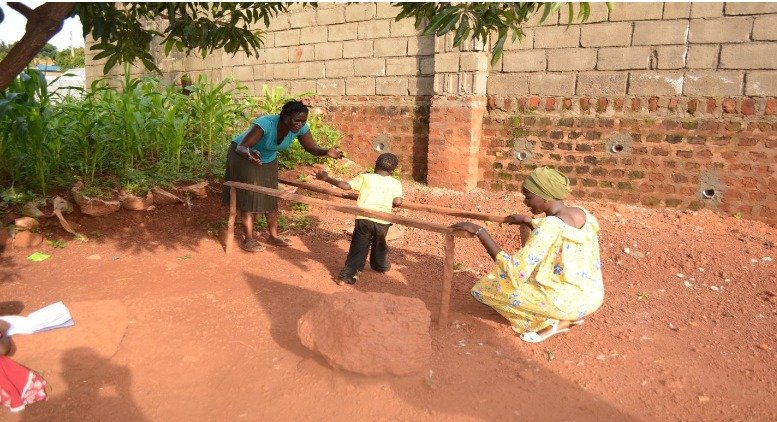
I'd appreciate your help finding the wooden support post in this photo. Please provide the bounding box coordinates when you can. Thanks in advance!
[226,186,236,255]
[439,233,455,328]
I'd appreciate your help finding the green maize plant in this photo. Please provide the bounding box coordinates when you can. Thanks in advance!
[0,69,61,194]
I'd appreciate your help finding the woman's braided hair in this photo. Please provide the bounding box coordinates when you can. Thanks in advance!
[280,100,309,118]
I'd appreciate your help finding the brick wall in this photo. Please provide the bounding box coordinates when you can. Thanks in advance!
[308,96,430,181]
[482,95,777,225]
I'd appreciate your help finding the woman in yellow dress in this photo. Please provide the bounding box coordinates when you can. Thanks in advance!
[451,167,604,343]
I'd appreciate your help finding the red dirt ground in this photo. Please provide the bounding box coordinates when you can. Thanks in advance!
[1,166,775,421]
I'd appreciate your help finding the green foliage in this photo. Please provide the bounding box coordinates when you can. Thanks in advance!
[0,42,82,69]
[0,69,62,194]
[291,202,309,213]
[47,239,67,248]
[0,68,342,198]
[0,42,13,61]
[1,70,246,196]
[278,113,341,170]
[39,43,58,59]
[53,48,85,70]
[0,186,34,205]
[74,3,306,75]
[394,2,608,65]
[186,76,245,163]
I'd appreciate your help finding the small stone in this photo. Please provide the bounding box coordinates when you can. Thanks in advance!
[676,273,685,278]
[698,267,705,272]
[12,230,44,248]
[623,247,631,255]
[668,323,678,331]
[683,280,693,289]
[758,343,772,351]
[698,395,710,403]
[763,257,773,262]
[14,217,39,230]
[750,258,759,264]
[86,254,102,260]
[710,286,720,291]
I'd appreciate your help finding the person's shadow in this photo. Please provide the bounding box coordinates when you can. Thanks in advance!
[22,347,149,421]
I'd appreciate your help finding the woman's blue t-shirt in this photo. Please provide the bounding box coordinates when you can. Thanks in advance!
[232,115,310,164]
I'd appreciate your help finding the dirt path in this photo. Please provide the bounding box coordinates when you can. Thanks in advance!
[1,173,775,421]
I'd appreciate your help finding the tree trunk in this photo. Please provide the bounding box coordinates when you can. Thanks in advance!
[0,2,76,92]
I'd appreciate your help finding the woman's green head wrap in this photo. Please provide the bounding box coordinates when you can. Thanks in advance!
[522,166,571,200]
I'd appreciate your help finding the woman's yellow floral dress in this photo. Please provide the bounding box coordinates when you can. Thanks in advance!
[471,208,605,334]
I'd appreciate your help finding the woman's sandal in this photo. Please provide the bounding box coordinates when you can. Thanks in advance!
[519,320,570,343]
[266,236,292,247]
[240,239,265,252]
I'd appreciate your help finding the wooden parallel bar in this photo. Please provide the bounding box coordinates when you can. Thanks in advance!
[224,181,471,236]
[226,186,237,255]
[278,176,509,224]
[224,181,473,327]
[439,234,455,328]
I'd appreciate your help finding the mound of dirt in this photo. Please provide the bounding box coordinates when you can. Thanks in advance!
[298,291,432,376]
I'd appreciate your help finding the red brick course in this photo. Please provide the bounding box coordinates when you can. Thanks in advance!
[481,95,777,225]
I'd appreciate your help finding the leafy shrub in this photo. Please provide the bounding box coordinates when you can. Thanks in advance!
[0,71,341,197]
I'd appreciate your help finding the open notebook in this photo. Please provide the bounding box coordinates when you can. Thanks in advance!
[0,302,74,336]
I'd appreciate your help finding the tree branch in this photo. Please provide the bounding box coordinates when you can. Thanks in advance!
[0,2,75,91]
[7,2,33,19]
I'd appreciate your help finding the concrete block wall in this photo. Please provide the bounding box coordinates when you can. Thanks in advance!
[488,2,777,97]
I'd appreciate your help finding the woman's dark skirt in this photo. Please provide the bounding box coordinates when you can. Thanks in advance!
[221,143,278,213]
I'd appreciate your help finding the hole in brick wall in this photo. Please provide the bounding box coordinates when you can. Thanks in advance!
[372,135,391,154]
[606,132,633,156]
[512,149,533,163]
[698,169,726,205]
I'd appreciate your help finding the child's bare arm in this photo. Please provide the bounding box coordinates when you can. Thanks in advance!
[315,170,352,190]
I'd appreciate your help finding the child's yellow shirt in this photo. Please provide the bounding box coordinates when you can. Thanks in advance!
[348,173,403,224]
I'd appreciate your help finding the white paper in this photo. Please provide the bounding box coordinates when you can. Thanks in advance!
[0,301,74,336]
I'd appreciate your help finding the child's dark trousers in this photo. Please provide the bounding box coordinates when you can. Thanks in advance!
[339,219,391,282]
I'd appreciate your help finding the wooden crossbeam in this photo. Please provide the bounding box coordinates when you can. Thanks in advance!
[279,176,510,223]
[224,180,472,327]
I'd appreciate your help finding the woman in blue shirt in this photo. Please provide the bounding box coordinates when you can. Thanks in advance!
[222,100,342,252]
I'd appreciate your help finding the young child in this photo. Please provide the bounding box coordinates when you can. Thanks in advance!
[315,153,403,285]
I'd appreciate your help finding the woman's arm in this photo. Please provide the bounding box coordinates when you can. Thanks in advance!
[298,132,342,158]
[236,125,264,166]
[450,222,502,260]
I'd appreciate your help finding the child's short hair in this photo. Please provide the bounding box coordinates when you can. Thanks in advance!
[375,153,399,173]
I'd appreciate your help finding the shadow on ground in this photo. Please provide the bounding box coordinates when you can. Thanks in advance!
[243,229,639,421]
[22,347,148,421]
